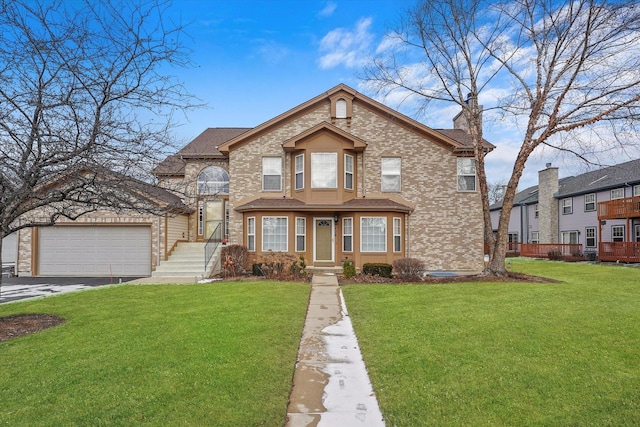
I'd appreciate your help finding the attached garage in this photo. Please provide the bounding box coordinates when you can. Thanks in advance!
[38,226,151,276]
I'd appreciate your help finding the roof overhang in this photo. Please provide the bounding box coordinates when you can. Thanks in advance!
[282,121,367,152]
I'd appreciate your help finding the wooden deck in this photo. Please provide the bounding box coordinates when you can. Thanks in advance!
[597,195,640,220]
[599,242,640,263]
[520,243,583,258]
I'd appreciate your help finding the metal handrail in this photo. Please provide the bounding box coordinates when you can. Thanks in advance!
[204,223,222,270]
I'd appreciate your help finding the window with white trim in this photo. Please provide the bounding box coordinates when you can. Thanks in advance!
[562,198,572,214]
[336,99,347,118]
[634,184,640,196]
[296,217,306,252]
[530,231,539,244]
[295,154,304,190]
[457,158,476,191]
[612,225,624,242]
[198,201,204,235]
[197,166,229,195]
[345,154,354,190]
[381,157,401,192]
[561,231,578,244]
[393,218,401,252]
[262,157,282,191]
[247,217,255,252]
[311,153,337,188]
[585,227,596,248]
[611,188,624,200]
[343,218,353,252]
[507,232,518,251]
[584,193,596,212]
[361,217,386,252]
[262,217,287,251]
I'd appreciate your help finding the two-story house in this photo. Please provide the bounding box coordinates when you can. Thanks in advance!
[4,84,493,277]
[155,84,493,274]
[490,159,640,260]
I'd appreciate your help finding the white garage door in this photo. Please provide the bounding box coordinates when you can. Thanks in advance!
[2,232,17,265]
[39,226,151,276]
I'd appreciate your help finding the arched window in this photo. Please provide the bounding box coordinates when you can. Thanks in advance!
[197,166,229,195]
[336,98,347,118]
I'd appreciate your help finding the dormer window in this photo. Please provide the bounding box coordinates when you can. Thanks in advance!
[336,99,347,118]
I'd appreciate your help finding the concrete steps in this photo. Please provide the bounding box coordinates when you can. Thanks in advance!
[152,242,208,278]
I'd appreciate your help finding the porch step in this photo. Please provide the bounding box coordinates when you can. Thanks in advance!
[307,266,344,275]
[152,242,208,278]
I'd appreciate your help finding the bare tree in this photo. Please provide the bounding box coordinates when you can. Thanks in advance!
[488,179,507,205]
[363,0,640,274]
[0,0,198,288]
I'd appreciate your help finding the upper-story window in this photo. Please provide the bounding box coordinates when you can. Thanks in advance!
[336,99,347,118]
[611,188,624,200]
[311,153,337,188]
[534,204,539,218]
[584,193,596,211]
[562,198,573,214]
[381,157,401,192]
[345,154,354,190]
[262,157,282,191]
[295,154,304,190]
[634,184,640,196]
[197,166,229,195]
[457,158,476,191]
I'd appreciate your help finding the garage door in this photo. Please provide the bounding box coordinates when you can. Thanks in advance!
[39,226,151,276]
[2,232,17,264]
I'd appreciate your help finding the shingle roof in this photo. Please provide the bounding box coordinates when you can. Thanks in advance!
[490,159,640,210]
[434,129,494,150]
[235,197,414,213]
[178,127,251,158]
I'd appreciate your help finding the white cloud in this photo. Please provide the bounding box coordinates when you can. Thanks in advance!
[318,17,374,69]
[318,1,337,18]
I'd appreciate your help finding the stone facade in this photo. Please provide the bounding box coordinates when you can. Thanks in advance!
[538,165,560,243]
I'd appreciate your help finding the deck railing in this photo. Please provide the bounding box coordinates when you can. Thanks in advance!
[520,243,583,258]
[597,195,640,219]
[599,242,640,263]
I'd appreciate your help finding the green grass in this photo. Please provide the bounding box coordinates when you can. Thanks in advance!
[343,259,640,426]
[0,282,310,426]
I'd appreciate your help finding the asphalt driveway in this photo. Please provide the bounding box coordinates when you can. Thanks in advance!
[0,276,142,304]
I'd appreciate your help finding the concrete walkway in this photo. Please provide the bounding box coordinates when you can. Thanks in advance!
[286,274,385,427]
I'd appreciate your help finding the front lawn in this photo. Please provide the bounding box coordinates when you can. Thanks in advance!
[343,259,640,426]
[0,282,309,426]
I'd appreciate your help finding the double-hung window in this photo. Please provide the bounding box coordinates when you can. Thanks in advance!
[584,193,596,212]
[612,225,624,242]
[361,217,386,252]
[457,158,476,191]
[530,231,539,244]
[295,154,304,190]
[247,217,256,252]
[262,217,287,251]
[381,157,401,192]
[295,218,306,252]
[611,188,624,200]
[393,218,401,252]
[562,198,573,214]
[345,154,354,190]
[342,218,353,252]
[585,227,596,248]
[634,184,640,196]
[262,157,282,191]
[311,153,337,188]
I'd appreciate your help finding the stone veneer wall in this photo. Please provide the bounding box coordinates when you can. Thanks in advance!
[538,165,559,243]
[227,99,484,273]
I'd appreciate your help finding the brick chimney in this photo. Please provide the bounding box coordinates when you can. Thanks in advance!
[538,163,559,243]
[453,94,482,133]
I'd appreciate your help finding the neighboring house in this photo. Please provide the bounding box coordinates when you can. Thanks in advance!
[154,84,493,274]
[6,178,192,277]
[490,159,640,259]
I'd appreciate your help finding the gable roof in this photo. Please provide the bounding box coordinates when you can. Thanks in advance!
[490,158,640,210]
[217,84,495,154]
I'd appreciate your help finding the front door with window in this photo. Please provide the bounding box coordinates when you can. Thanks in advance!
[204,199,225,240]
[314,218,334,263]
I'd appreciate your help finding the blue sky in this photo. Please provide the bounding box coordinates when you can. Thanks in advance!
[163,0,621,190]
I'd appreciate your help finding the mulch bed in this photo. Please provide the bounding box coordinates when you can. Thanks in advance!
[0,314,66,343]
[338,271,560,285]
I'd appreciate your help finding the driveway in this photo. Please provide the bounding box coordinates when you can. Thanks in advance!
[0,276,142,304]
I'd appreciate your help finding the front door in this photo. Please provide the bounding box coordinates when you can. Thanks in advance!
[314,218,334,263]
[205,199,224,240]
